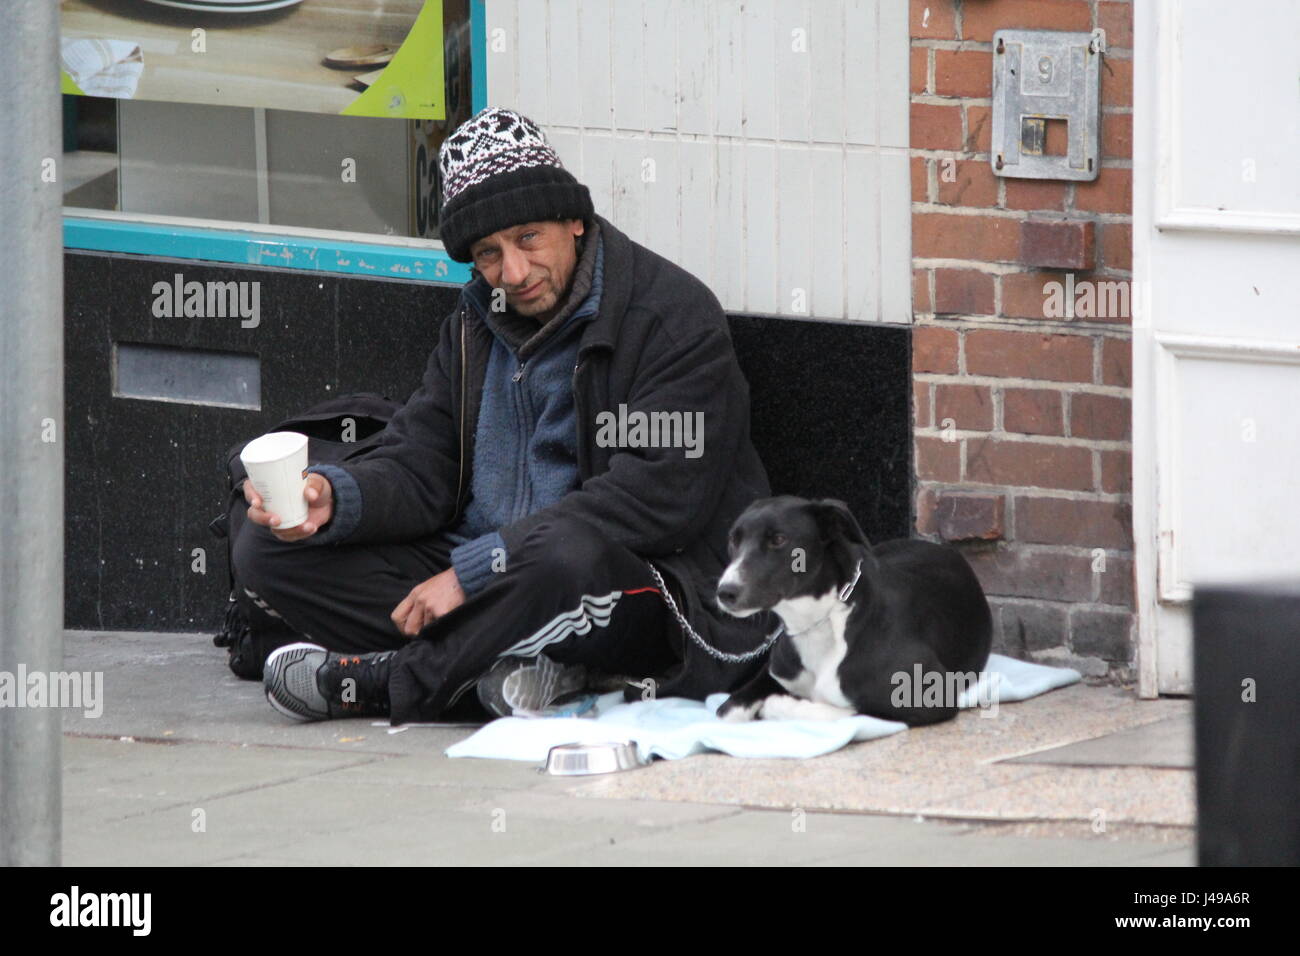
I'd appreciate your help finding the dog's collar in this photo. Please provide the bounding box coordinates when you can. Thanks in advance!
[783,559,865,638]
[837,560,864,603]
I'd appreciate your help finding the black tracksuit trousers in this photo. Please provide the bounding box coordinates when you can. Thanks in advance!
[231,511,682,723]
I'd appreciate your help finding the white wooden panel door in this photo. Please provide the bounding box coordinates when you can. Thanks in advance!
[1133,0,1300,696]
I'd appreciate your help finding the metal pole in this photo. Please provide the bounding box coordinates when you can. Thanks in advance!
[0,0,65,866]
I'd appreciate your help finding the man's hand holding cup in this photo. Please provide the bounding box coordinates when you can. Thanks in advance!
[240,431,334,542]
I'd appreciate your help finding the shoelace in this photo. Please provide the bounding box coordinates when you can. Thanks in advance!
[336,656,361,711]
[332,653,395,711]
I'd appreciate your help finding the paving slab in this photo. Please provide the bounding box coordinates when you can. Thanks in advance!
[62,630,488,757]
[921,765,1196,826]
[62,733,380,826]
[1124,845,1198,866]
[1004,715,1193,769]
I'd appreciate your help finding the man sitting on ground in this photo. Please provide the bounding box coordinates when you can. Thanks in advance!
[232,107,775,724]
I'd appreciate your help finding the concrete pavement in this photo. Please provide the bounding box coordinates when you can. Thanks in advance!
[57,631,1195,866]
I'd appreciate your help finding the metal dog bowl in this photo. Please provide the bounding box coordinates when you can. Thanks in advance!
[543,741,648,776]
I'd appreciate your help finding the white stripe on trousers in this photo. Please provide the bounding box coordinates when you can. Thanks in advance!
[498,590,623,660]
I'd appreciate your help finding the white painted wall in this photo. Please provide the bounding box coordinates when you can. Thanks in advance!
[484,0,912,323]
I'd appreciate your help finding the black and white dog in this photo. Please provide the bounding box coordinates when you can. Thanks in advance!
[715,496,992,726]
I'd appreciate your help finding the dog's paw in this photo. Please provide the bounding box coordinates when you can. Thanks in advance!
[759,694,856,722]
[757,694,803,721]
[716,696,762,722]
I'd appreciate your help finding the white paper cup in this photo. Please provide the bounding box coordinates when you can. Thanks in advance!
[240,431,310,530]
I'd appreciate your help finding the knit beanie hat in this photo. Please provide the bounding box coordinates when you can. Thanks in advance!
[437,107,595,263]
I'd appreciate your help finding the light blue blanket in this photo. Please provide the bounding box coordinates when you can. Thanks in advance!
[443,653,1081,762]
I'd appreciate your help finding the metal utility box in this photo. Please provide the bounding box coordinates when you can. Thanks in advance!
[991,29,1104,181]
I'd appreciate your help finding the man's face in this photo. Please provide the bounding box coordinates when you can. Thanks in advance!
[469,219,584,320]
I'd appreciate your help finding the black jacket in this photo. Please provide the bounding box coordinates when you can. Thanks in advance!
[332,213,776,699]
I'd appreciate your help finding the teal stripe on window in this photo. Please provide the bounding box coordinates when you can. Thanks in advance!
[471,0,487,114]
[64,217,471,285]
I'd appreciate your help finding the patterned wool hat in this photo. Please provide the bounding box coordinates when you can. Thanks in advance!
[437,107,594,263]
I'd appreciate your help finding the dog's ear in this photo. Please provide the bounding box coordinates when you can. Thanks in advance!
[810,499,874,586]
[811,499,870,548]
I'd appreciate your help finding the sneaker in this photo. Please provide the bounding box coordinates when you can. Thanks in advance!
[264,642,396,722]
[476,654,589,718]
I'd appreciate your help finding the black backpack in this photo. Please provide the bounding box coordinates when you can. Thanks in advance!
[208,393,403,679]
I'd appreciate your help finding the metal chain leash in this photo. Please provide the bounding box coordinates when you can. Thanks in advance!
[645,562,784,664]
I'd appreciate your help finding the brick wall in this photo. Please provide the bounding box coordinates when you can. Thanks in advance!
[910,0,1135,679]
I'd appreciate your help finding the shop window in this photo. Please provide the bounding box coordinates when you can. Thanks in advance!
[60,0,474,242]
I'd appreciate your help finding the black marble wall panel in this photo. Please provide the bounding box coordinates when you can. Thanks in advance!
[65,253,912,632]
[728,316,912,546]
[65,251,457,632]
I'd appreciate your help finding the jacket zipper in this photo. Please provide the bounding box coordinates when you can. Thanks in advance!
[456,311,467,518]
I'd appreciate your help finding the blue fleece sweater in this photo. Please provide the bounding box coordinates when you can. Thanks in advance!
[305,231,604,599]
[440,235,604,593]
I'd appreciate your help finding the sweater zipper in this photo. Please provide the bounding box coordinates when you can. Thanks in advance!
[572,355,587,478]
[511,354,532,521]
